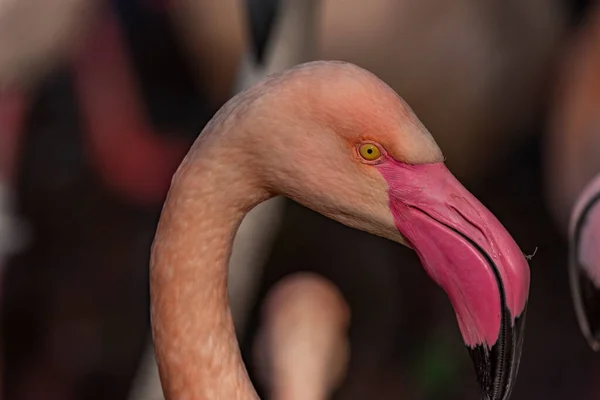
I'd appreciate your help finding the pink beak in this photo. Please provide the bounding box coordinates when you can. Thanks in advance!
[377,160,530,400]
[569,173,600,351]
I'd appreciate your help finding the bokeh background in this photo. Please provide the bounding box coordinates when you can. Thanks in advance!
[1,0,599,399]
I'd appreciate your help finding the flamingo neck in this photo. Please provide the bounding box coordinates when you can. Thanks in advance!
[150,151,267,399]
[265,344,343,400]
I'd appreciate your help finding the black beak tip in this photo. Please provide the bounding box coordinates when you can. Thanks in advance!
[468,308,527,400]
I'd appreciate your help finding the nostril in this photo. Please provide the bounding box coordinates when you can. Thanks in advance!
[449,204,488,244]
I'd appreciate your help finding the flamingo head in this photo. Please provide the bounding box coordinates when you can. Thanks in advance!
[233,61,531,400]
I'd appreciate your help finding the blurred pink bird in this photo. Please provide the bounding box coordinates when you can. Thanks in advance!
[71,6,190,206]
[545,1,600,351]
[253,272,350,400]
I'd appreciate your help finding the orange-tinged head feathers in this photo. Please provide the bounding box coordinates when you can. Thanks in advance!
[267,61,443,164]
[181,61,444,242]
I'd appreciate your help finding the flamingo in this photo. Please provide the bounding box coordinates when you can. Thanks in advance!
[544,1,600,350]
[252,272,350,399]
[149,61,530,400]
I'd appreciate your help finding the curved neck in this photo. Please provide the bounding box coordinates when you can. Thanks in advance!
[150,150,267,399]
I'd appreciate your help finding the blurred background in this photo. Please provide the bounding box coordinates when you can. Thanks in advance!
[0,0,599,399]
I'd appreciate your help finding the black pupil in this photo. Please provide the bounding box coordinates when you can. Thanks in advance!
[367,148,373,154]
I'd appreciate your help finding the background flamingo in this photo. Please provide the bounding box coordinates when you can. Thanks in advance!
[1,0,243,210]
[252,272,350,400]
[544,1,600,351]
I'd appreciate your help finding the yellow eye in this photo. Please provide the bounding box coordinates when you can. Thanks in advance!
[358,143,381,161]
